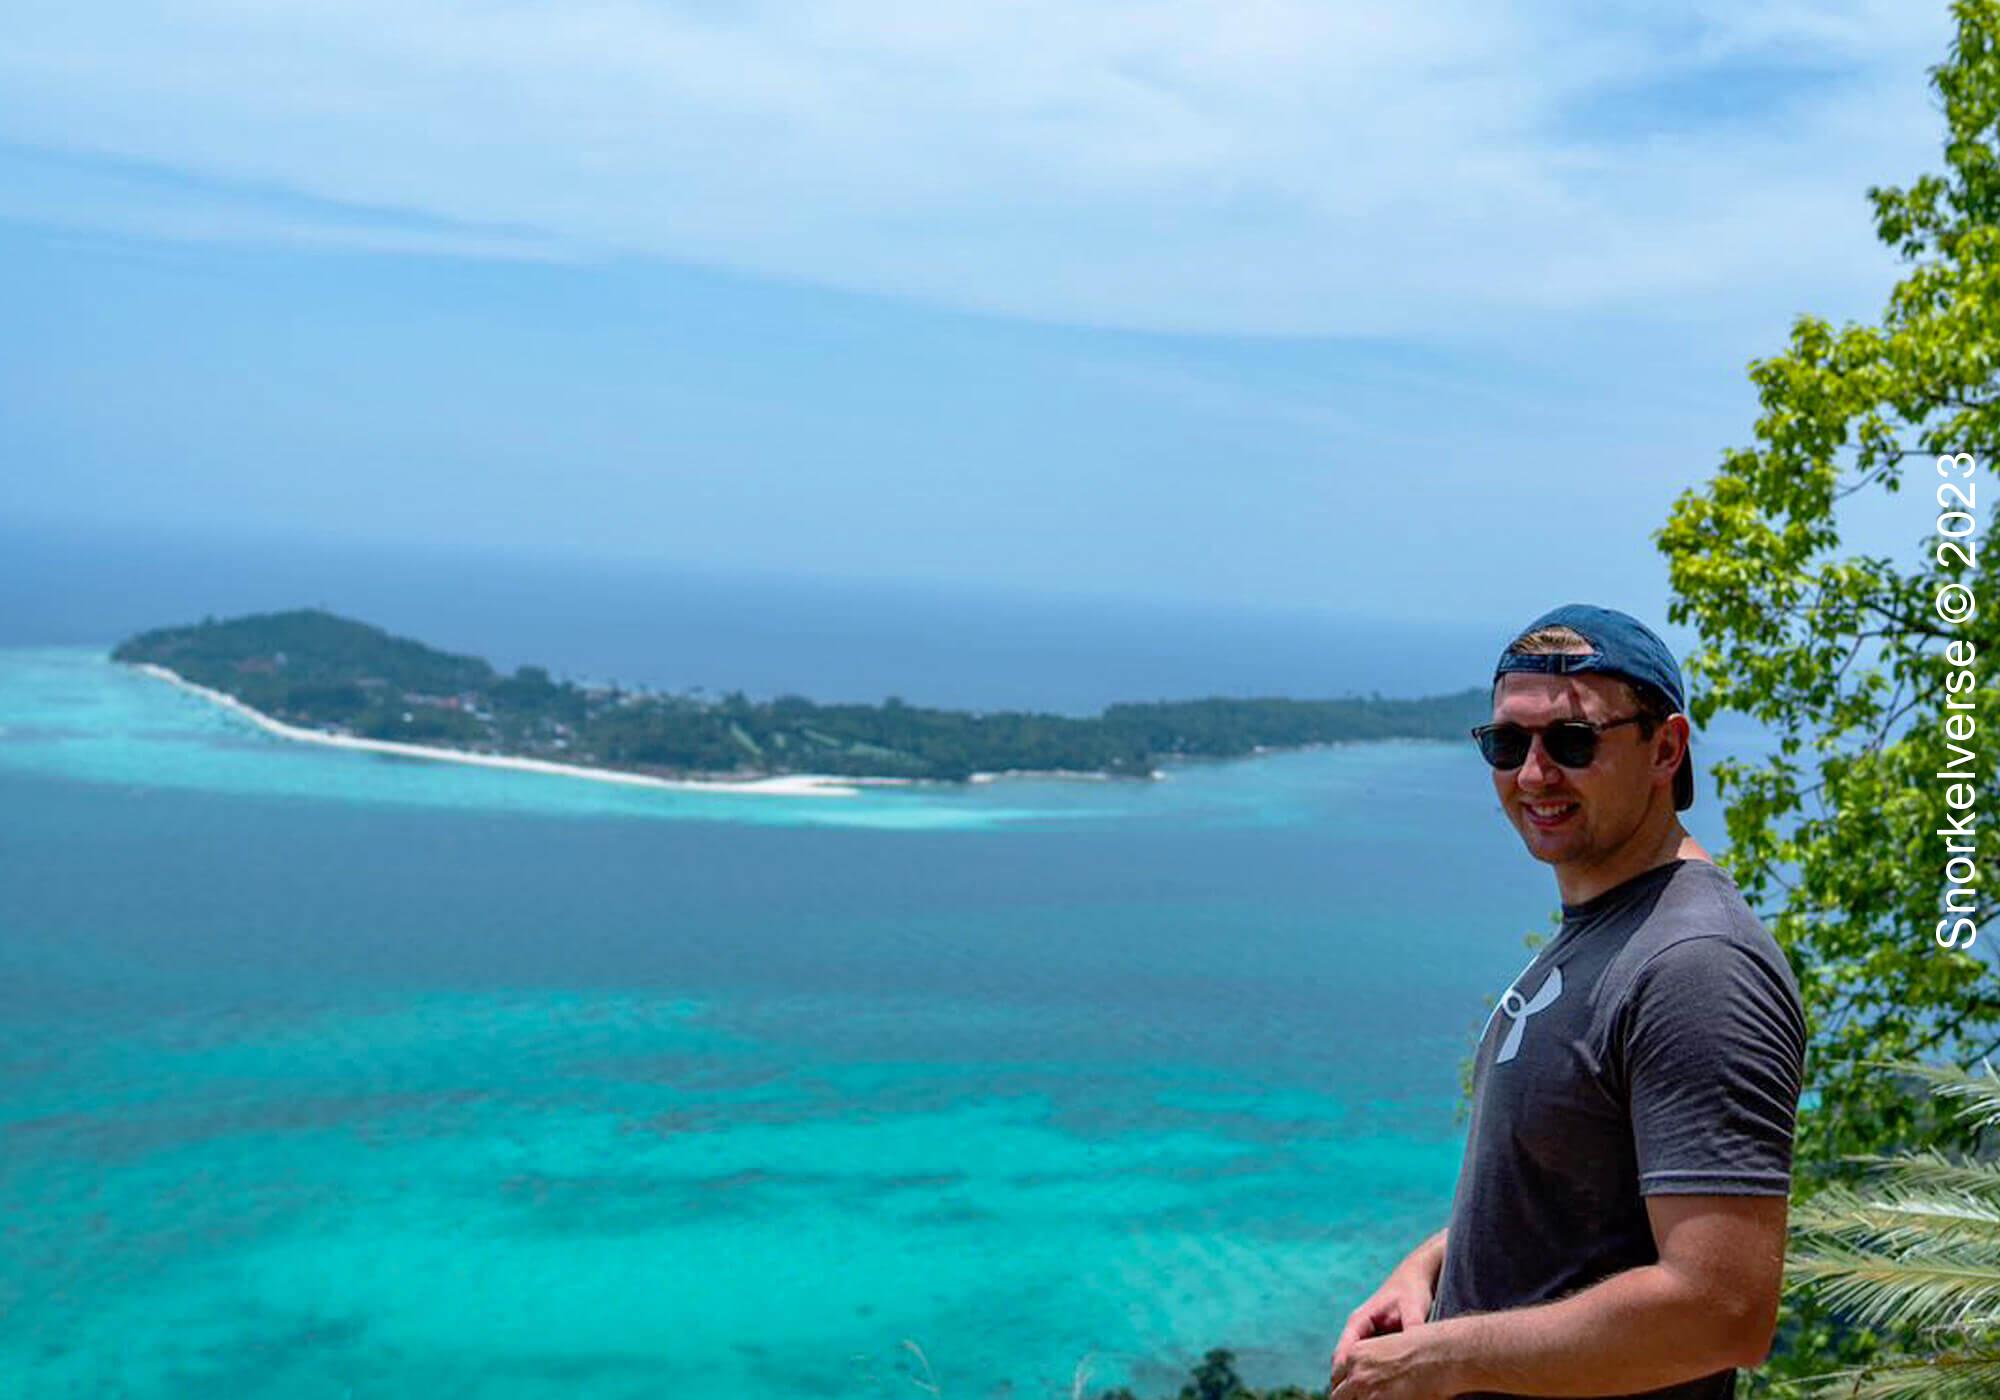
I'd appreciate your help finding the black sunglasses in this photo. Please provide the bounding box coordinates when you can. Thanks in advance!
[1470,714,1644,771]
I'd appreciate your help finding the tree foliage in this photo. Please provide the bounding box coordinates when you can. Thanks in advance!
[1660,0,2000,1178]
[1658,2,2000,1381]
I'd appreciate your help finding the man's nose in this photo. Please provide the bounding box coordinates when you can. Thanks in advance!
[1516,735,1563,788]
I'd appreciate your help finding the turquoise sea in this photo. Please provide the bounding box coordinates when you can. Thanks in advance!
[0,646,1736,1398]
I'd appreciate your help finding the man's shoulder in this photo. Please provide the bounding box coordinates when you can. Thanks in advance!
[1607,858,1796,999]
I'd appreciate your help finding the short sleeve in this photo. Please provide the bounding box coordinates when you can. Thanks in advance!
[1623,936,1806,1196]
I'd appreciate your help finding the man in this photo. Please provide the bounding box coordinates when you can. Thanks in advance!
[1327,604,1807,1399]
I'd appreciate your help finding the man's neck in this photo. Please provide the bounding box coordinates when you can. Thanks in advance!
[1555,816,1705,907]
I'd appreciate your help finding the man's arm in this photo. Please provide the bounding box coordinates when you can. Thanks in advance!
[1329,1195,1786,1398]
[1330,1227,1447,1369]
[1396,1227,1446,1293]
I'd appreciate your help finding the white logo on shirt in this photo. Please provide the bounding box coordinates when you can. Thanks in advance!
[1492,965,1563,1064]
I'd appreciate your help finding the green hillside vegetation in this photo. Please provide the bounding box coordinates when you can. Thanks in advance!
[112,608,1487,783]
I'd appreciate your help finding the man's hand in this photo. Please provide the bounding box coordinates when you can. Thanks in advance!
[1327,1331,1457,1400]
[1330,1268,1433,1378]
[1329,1198,1788,1397]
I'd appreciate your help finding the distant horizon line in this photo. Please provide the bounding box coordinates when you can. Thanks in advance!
[1,511,1528,636]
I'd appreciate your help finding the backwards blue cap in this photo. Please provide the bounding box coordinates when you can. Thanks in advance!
[1492,603,1694,811]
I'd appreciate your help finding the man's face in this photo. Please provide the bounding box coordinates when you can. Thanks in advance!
[1489,670,1665,872]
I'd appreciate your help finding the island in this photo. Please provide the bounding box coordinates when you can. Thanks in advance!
[112,609,1488,788]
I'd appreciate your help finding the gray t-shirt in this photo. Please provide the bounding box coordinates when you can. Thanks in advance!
[1427,857,1807,1399]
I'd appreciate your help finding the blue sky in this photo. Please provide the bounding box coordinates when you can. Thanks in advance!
[0,1,1955,625]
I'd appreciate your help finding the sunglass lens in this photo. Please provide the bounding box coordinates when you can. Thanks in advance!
[1476,724,1531,769]
[1542,723,1600,768]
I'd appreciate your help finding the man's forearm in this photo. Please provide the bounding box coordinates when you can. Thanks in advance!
[1399,1228,1447,1287]
[1413,1261,1763,1396]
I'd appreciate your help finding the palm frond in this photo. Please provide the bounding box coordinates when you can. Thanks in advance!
[1780,1060,2000,1394]
[1771,1348,2000,1400]
[1871,1058,2000,1133]
[1837,1149,2000,1203]
[1786,1246,2000,1332]
[1790,1180,2000,1252]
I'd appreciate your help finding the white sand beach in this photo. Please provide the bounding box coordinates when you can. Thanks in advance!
[128,663,884,798]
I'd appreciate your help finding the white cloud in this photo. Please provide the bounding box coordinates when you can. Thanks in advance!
[0,0,1956,337]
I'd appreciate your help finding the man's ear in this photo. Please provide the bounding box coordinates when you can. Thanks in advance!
[1658,714,1690,778]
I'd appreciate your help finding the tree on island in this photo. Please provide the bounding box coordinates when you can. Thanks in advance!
[1659,0,2000,1383]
